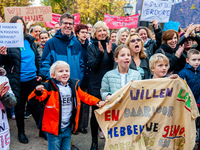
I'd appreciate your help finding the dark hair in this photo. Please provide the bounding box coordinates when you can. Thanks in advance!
[114,44,131,58]
[39,31,50,38]
[136,26,152,40]
[162,29,179,44]
[110,31,117,36]
[187,49,200,58]
[60,12,74,25]
[74,24,88,35]
[10,16,27,38]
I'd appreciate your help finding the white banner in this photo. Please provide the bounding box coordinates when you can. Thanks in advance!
[0,23,24,48]
[140,0,172,23]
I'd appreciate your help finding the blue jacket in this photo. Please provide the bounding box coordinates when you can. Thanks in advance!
[100,68,141,101]
[40,29,84,81]
[178,63,200,104]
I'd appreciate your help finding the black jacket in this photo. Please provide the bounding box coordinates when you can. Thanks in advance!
[144,26,162,58]
[0,34,41,102]
[87,38,114,99]
[155,43,185,74]
[129,57,151,79]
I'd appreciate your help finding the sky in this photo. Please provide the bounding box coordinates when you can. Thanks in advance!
[31,0,42,6]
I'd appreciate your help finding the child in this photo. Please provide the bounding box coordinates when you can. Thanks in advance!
[0,67,15,119]
[0,82,17,150]
[178,49,200,107]
[28,61,105,150]
[149,53,178,79]
[100,44,141,101]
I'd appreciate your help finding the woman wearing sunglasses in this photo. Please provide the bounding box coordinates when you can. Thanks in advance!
[125,33,151,79]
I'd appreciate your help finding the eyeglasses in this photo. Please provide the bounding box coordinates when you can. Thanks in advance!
[130,39,141,43]
[61,22,73,26]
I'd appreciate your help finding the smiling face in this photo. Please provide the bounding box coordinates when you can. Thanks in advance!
[110,32,117,43]
[115,48,131,73]
[33,26,42,39]
[152,60,169,78]
[51,64,70,85]
[138,29,148,43]
[166,33,178,50]
[77,29,88,42]
[40,33,49,45]
[184,38,193,50]
[95,27,107,40]
[129,35,142,55]
[119,32,128,44]
[60,18,74,37]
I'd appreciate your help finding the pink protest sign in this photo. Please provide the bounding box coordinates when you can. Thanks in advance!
[45,13,81,28]
[104,13,139,29]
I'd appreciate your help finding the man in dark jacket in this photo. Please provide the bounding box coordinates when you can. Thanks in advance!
[40,12,84,82]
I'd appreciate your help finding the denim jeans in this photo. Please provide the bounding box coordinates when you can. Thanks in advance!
[47,125,71,150]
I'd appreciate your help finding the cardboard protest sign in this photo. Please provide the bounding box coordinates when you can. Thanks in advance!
[45,13,81,28]
[95,78,199,150]
[140,0,172,23]
[4,6,52,23]
[0,23,24,48]
[104,13,139,29]
[163,21,180,31]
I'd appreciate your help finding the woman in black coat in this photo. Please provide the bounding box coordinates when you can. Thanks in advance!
[155,29,185,74]
[0,16,44,144]
[87,21,114,150]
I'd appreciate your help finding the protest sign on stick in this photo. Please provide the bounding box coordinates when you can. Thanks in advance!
[140,0,172,23]
[163,21,180,31]
[45,13,81,28]
[0,23,24,48]
[95,78,198,150]
[104,13,139,29]
[4,6,52,23]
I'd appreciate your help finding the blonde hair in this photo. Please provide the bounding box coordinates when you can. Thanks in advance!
[125,33,147,59]
[187,49,200,59]
[149,54,169,71]
[50,61,70,77]
[116,27,129,45]
[91,21,109,39]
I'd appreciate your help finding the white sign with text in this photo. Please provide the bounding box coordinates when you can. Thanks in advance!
[0,23,24,48]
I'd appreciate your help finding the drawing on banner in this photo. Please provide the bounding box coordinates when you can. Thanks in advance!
[0,23,24,48]
[95,78,199,150]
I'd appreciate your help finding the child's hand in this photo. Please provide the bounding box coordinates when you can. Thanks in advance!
[97,101,105,107]
[0,82,9,97]
[106,95,111,100]
[36,85,44,93]
[169,74,179,79]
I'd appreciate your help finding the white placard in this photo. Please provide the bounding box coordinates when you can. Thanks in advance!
[140,0,172,23]
[0,23,24,48]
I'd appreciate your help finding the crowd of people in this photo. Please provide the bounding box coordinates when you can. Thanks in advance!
[0,12,200,150]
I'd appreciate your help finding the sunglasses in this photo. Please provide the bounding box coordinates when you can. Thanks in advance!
[130,38,141,43]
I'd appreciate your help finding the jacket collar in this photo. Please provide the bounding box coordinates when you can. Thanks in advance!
[54,29,75,44]
[184,63,200,71]
[114,67,130,75]
[160,43,179,53]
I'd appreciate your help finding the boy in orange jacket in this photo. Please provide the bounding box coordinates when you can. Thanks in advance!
[28,61,105,150]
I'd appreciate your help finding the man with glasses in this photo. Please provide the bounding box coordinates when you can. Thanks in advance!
[40,12,82,150]
[40,12,84,82]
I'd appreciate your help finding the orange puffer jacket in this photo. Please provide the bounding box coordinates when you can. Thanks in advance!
[28,78,100,135]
